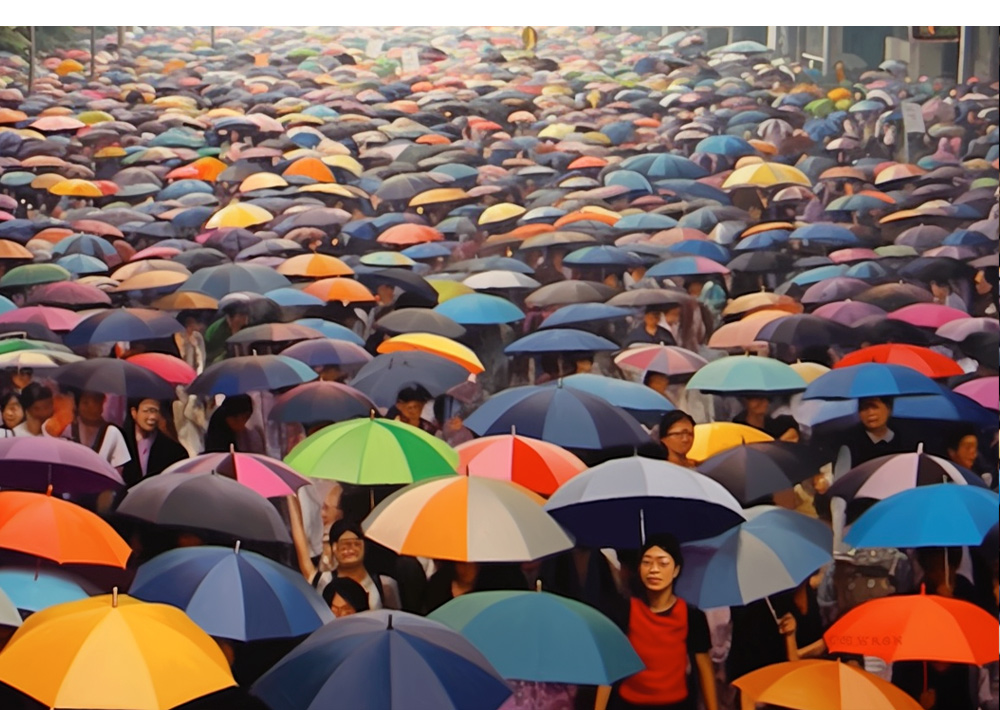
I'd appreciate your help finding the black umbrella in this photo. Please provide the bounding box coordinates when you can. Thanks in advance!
[349,351,470,409]
[960,331,999,370]
[525,280,615,309]
[755,314,856,349]
[355,268,439,306]
[697,441,831,505]
[852,316,937,346]
[270,381,376,424]
[374,309,466,338]
[727,251,792,273]
[606,287,689,308]
[898,256,975,282]
[51,358,175,399]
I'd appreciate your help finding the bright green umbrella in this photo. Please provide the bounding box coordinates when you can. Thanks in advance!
[0,339,63,356]
[0,264,72,289]
[804,98,835,117]
[284,417,459,485]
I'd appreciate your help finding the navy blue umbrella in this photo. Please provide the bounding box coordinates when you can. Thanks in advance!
[251,610,511,710]
[539,303,632,330]
[188,355,318,396]
[130,545,333,641]
[504,328,618,355]
[64,307,184,346]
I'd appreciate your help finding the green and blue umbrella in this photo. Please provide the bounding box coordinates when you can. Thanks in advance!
[686,356,807,395]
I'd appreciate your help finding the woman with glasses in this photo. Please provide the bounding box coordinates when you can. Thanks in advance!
[659,411,697,468]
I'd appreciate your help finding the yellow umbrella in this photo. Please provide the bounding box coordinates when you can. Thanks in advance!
[479,202,526,226]
[298,183,357,198]
[378,332,484,374]
[0,591,235,710]
[722,163,812,190]
[204,202,273,229]
[409,188,470,208]
[688,423,772,462]
[277,253,354,278]
[95,146,128,159]
[48,179,103,198]
[427,279,474,302]
[321,154,363,177]
[30,173,66,190]
[790,361,830,384]
[239,172,288,193]
[55,58,84,76]
[76,110,115,125]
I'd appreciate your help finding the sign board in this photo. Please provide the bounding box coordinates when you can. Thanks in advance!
[911,26,959,41]
[365,39,383,58]
[401,48,420,74]
[901,102,926,134]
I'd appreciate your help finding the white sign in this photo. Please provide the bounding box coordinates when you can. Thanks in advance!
[365,39,384,58]
[401,48,420,74]
[901,102,926,134]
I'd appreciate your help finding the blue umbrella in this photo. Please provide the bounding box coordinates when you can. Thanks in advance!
[543,456,745,547]
[130,545,333,641]
[943,229,991,247]
[844,484,999,548]
[0,568,90,613]
[504,328,618,355]
[435,293,525,325]
[789,264,849,286]
[64,307,184,346]
[613,213,679,232]
[0,295,15,314]
[555,374,674,422]
[55,254,109,276]
[646,256,729,278]
[802,363,942,400]
[844,261,891,281]
[726,110,770,128]
[401,243,452,259]
[695,135,756,158]
[465,384,651,451]
[281,339,372,369]
[564,245,642,267]
[620,153,708,180]
[664,240,731,263]
[826,194,895,213]
[686,356,807,395]
[180,263,291,299]
[294,318,365,345]
[604,170,652,194]
[52,234,117,259]
[653,179,731,204]
[429,591,643,684]
[263,287,325,308]
[349,352,471,409]
[794,386,997,430]
[171,206,214,230]
[157,179,214,200]
[789,224,861,247]
[188,355,318,396]
[251,610,511,710]
[677,506,833,608]
[734,229,790,251]
[539,303,632,330]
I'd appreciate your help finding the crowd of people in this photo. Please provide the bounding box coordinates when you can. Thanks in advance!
[0,24,997,710]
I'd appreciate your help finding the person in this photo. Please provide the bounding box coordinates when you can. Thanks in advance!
[625,307,677,347]
[60,390,131,471]
[837,396,914,467]
[422,561,482,614]
[321,577,370,618]
[1,388,23,438]
[572,352,595,374]
[4,367,32,394]
[173,311,207,374]
[611,534,717,710]
[391,385,437,433]
[205,303,250,364]
[121,398,189,486]
[433,395,474,447]
[643,371,670,397]
[313,521,400,611]
[929,279,968,312]
[945,425,985,475]
[659,411,697,468]
[13,383,53,437]
[203,394,254,453]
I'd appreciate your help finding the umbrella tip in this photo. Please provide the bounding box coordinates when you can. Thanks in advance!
[387,613,393,630]
[45,484,53,497]
[370,408,376,419]
[112,586,119,608]
[916,441,924,454]
[234,540,241,555]
[535,579,542,592]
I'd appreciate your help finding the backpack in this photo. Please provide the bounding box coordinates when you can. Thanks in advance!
[832,548,905,616]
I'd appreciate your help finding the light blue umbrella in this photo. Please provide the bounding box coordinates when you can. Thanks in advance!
[263,287,325,308]
[294,318,365,345]
[556,374,675,417]
[429,591,643,684]
[686,356,807,395]
[402,243,452,259]
[789,224,861,247]
[803,363,941,400]
[504,328,618,355]
[677,506,833,608]
[844,484,999,548]
[790,264,849,286]
[0,568,90,613]
[55,254,110,276]
[613,213,679,232]
[435,293,525,325]
[695,135,756,158]
[539,303,632,330]
[664,240,731,264]
[0,295,16,314]
[564,245,642,267]
[734,229,790,251]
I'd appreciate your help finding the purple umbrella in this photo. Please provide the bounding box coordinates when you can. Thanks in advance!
[936,317,1000,342]
[280,339,373,370]
[800,277,869,306]
[894,224,948,250]
[812,300,887,326]
[0,437,124,494]
[954,377,999,411]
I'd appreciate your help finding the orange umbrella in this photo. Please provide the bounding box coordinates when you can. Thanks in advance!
[722,292,802,318]
[277,253,354,278]
[740,221,797,237]
[835,344,964,378]
[48,179,103,198]
[484,223,555,247]
[823,591,999,665]
[0,240,33,260]
[455,434,586,495]
[152,291,219,310]
[708,309,790,349]
[185,156,227,182]
[0,488,131,567]
[733,660,922,710]
[71,220,124,239]
[0,108,28,124]
[302,277,375,304]
[377,224,444,245]
[874,163,926,184]
[554,211,619,228]
[283,157,335,183]
[32,227,75,245]
[377,333,484,374]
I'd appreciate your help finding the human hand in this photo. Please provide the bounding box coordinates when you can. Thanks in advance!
[777,613,797,636]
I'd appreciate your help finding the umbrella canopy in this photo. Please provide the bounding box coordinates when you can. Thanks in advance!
[953,377,999,411]
[270,381,376,425]
[252,610,511,710]
[125,352,198,386]
[161,451,309,498]
[375,309,466,338]
[834,343,963,378]
[455,434,586,495]
[116,472,292,544]
[64,308,184,346]
[378,332,484,373]
[687,422,774,461]
[543,456,745,548]
[349,351,472,409]
[686,355,807,395]
[0,593,235,710]
[697,441,830,505]
[429,590,643,684]
[130,544,333,641]
[0,568,90,613]
[830,447,987,502]
[614,344,708,376]
[504,329,619,355]
[677,506,833,608]
[0,437,124,494]
[434,293,525,325]
[803,363,942,400]
[362,476,572,562]
[51,358,174,399]
[188,354,317,396]
[285,417,458,485]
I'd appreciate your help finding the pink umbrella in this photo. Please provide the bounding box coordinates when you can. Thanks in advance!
[126,352,197,386]
[888,303,968,329]
[936,317,1000,342]
[953,377,999,412]
[0,306,81,331]
[812,300,887,326]
[828,248,880,264]
[455,434,586,495]
[614,344,708,375]
[161,450,309,498]
[130,246,181,262]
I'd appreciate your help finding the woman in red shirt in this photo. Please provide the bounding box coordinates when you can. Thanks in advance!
[612,534,718,710]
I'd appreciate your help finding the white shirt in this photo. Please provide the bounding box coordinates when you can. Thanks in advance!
[13,422,50,437]
[60,422,132,468]
[865,429,895,445]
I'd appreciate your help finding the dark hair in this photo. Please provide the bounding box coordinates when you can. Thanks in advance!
[858,395,894,410]
[643,370,669,385]
[128,398,164,412]
[396,385,431,404]
[916,546,963,570]
[203,394,254,453]
[640,533,684,571]
[659,410,695,435]
[17,382,52,410]
[329,519,365,544]
[321,577,370,612]
[770,415,800,437]
[216,394,253,418]
[572,351,594,363]
[945,424,978,452]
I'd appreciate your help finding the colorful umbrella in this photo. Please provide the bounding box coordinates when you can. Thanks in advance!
[378,332,484,373]
[455,434,586,495]
[889,303,968,329]
[162,450,309,498]
[686,355,807,395]
[125,352,198,386]
[614,344,708,376]
[953,376,999,411]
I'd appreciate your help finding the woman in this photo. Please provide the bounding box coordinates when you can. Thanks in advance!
[611,534,717,710]
[203,394,254,453]
[422,561,481,614]
[1,388,24,437]
[13,383,53,437]
[659,411,697,468]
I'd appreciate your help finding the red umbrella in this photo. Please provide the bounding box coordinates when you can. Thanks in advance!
[125,352,198,386]
[835,344,964,379]
[455,433,586,495]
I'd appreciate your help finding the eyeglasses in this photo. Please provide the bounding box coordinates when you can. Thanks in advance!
[335,538,363,549]
[664,430,694,439]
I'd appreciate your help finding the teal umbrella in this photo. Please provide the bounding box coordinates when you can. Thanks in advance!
[686,356,807,395]
[429,590,643,684]
[0,264,72,289]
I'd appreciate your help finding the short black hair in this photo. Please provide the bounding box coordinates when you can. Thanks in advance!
[321,577,370,612]
[643,370,669,385]
[640,533,684,576]
[858,395,894,410]
[659,410,695,434]
[17,382,52,410]
[329,519,365,544]
[945,424,978,453]
[396,385,431,404]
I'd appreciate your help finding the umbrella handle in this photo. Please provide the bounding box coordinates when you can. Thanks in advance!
[639,507,645,546]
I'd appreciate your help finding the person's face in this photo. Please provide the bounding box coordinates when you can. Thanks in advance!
[646,373,669,395]
[78,392,106,424]
[858,398,891,431]
[333,531,364,567]
[661,419,695,458]
[663,307,681,326]
[318,365,343,382]
[454,561,479,585]
[745,396,770,417]
[948,435,978,470]
[396,399,424,422]
[643,311,661,329]
[225,412,251,433]
[2,397,24,429]
[184,317,201,334]
[779,427,800,443]
[131,399,161,434]
[320,485,344,528]
[27,397,53,422]
[376,284,395,304]
[930,282,949,301]
[226,312,248,332]
[639,546,680,592]
[11,369,32,390]
[575,359,593,374]
[330,593,358,618]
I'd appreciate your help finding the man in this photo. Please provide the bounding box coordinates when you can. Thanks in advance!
[61,390,131,472]
[392,385,437,433]
[838,396,913,467]
[204,303,250,364]
[624,306,677,347]
[122,398,188,487]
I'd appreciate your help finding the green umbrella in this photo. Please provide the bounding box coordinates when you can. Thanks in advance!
[0,339,69,356]
[284,417,459,485]
[0,264,72,289]
[804,98,835,117]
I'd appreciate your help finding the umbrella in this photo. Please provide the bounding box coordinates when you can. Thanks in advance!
[180,263,290,299]
[116,472,292,544]
[708,310,788,349]
[251,610,511,710]
[733,660,922,710]
[676,506,833,608]
[124,352,198,386]
[697,441,830,505]
[539,303,632,330]
[687,422,773,462]
[285,417,458,485]
[455,434,586,496]
[362,476,572,562]
[823,590,1000,665]
[0,567,91,613]
[0,437,123,495]
[953,377,999,411]
[834,344,963,378]
[188,354,318,396]
[51,358,175,399]
[889,303,968,329]
[429,590,643,684]
[294,318,366,345]
[0,593,235,710]
[349,352,472,409]
[614,344,708,376]
[525,281,614,309]
[802,363,942,400]
[0,306,81,332]
[543,456,745,547]
[464,384,652,451]
[844,484,999,548]
[375,309,466,338]
[687,356,807,395]
[754,314,856,350]
[0,264,72,289]
[378,332,484,373]
[504,329,619,355]
[646,256,729,278]
[64,308,184,346]
[227,322,324,347]
[130,544,333,641]
[161,451,309,499]
[434,293,525,325]
[556,374,675,420]
[811,300,887,325]
[0,489,131,567]
[271,381,376,425]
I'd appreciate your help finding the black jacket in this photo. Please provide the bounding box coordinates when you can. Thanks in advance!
[122,428,189,487]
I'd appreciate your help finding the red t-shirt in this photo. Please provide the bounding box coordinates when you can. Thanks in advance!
[620,597,691,705]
